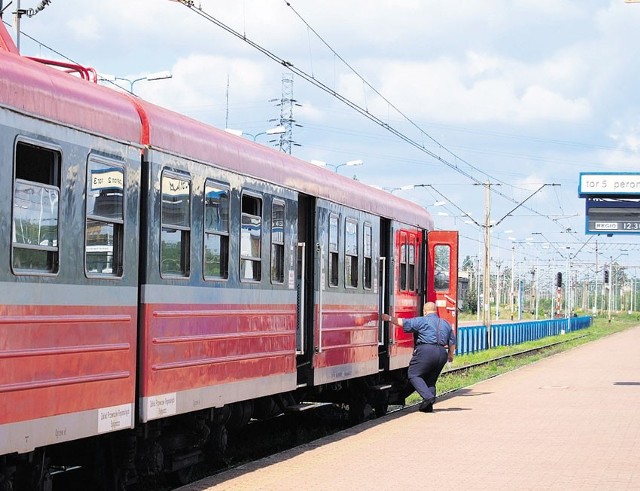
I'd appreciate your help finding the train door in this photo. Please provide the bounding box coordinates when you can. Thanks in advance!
[296,193,316,386]
[378,218,392,370]
[426,230,459,331]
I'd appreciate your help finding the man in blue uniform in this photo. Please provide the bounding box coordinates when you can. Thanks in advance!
[382,302,456,413]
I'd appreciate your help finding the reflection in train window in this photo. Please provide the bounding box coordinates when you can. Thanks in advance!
[345,218,358,288]
[434,244,450,291]
[328,214,339,287]
[161,171,191,277]
[204,180,229,280]
[271,200,285,284]
[85,158,124,276]
[241,193,262,282]
[363,223,372,290]
[12,142,60,274]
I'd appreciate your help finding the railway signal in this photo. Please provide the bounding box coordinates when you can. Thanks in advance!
[556,272,563,288]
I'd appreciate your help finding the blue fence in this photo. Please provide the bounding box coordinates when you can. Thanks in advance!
[456,316,593,355]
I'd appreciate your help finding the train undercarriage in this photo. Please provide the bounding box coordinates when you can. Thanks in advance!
[1,369,409,491]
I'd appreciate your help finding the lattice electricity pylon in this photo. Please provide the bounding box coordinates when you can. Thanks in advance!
[269,73,302,154]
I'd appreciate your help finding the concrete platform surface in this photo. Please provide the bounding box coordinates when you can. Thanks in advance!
[179,326,640,491]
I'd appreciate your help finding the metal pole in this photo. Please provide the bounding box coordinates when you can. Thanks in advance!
[13,0,20,52]
[566,253,571,332]
[594,240,599,315]
[495,262,501,320]
[534,257,540,320]
[483,181,492,347]
[476,257,481,322]
[608,258,613,322]
[633,272,636,312]
[510,245,515,317]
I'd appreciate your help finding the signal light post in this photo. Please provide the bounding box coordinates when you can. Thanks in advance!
[555,271,563,319]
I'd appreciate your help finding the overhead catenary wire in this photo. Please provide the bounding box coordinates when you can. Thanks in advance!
[171,0,567,230]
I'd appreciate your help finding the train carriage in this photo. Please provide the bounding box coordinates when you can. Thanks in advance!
[0,20,458,490]
[0,27,142,487]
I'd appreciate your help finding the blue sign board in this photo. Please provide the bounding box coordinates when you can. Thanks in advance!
[585,197,640,234]
[579,172,640,235]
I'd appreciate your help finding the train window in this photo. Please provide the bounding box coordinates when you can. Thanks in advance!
[408,236,416,291]
[241,193,262,282]
[328,214,339,287]
[160,171,191,277]
[399,233,407,291]
[271,200,285,284]
[204,180,229,280]
[12,142,60,274]
[85,158,124,276]
[345,218,358,288]
[434,244,451,291]
[363,224,372,290]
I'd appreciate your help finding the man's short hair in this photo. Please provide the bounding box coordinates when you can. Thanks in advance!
[423,302,437,314]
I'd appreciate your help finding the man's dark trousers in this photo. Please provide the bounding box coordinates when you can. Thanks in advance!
[407,344,448,403]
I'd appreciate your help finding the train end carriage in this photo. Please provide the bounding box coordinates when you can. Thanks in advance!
[386,227,459,372]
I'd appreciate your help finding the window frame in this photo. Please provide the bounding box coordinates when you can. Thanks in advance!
[270,199,286,285]
[160,169,192,278]
[240,191,263,283]
[434,244,451,292]
[84,156,125,278]
[344,218,358,289]
[363,223,373,290]
[11,139,62,276]
[328,213,339,288]
[203,179,230,281]
[408,234,416,292]
[399,232,408,291]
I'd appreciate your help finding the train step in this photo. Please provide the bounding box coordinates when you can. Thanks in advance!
[369,384,393,391]
[283,402,333,413]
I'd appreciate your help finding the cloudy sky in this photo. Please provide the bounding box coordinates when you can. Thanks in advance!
[8,0,640,277]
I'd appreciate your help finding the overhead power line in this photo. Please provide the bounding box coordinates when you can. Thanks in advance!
[171,0,564,228]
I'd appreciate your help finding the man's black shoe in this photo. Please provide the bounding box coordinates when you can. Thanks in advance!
[419,398,435,412]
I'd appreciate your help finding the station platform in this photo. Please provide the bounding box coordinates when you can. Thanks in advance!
[179,326,640,491]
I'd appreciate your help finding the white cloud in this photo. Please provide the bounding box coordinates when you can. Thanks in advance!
[601,120,640,168]
[350,52,591,125]
[66,16,101,41]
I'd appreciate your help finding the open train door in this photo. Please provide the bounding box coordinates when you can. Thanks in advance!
[426,230,459,332]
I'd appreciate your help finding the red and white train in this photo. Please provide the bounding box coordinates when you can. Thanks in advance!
[0,21,457,490]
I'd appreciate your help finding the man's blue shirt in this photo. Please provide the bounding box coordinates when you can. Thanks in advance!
[403,313,456,346]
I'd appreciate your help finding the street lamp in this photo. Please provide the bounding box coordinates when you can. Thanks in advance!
[387,185,416,194]
[226,126,287,142]
[123,71,172,94]
[311,159,363,173]
[101,71,173,94]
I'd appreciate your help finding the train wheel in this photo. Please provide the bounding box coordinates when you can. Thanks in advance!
[226,401,253,430]
[88,438,126,491]
[12,451,52,491]
[206,423,228,463]
[373,403,389,418]
[348,398,366,425]
[0,476,10,491]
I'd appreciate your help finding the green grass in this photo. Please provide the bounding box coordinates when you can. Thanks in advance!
[407,314,639,404]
